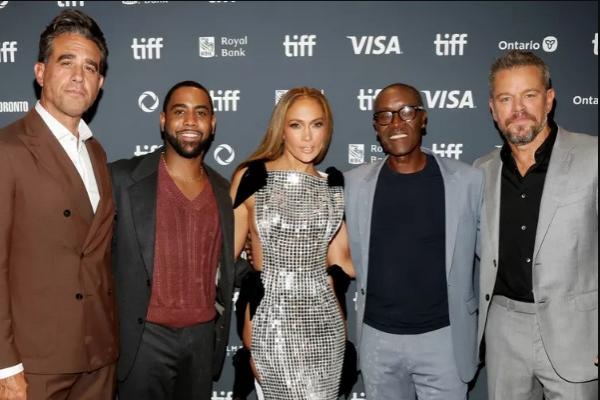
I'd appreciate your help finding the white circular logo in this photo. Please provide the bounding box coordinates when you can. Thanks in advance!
[0,1,9,9]
[213,144,235,166]
[138,91,159,113]
[542,36,558,52]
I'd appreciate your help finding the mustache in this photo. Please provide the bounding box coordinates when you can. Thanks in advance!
[505,111,536,125]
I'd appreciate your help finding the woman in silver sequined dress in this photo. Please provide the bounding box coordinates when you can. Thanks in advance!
[231,87,354,400]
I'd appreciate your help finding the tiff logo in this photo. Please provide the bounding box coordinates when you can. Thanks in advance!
[347,36,402,55]
[593,33,598,56]
[0,41,17,63]
[357,88,382,111]
[432,143,463,160]
[131,37,163,60]
[57,1,84,6]
[435,33,468,56]
[210,90,240,112]
[283,34,316,57]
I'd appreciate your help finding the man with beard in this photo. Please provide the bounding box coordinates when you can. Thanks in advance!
[475,50,598,400]
[344,83,483,399]
[109,81,235,399]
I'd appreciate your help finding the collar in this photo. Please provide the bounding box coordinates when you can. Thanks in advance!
[35,101,93,142]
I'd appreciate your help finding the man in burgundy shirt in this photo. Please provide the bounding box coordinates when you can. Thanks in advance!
[109,81,236,399]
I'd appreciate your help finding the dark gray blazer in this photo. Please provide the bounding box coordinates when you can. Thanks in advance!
[345,149,484,383]
[109,150,235,381]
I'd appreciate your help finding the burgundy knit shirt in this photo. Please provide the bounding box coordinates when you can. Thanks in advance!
[146,160,222,328]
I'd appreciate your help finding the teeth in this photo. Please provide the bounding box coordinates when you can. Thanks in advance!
[390,134,408,139]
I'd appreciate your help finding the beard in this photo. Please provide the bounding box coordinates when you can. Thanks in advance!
[501,114,547,146]
[162,128,214,159]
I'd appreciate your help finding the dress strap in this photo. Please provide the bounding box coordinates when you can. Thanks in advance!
[233,160,267,209]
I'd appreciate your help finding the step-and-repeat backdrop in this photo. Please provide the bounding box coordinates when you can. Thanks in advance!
[1,1,597,399]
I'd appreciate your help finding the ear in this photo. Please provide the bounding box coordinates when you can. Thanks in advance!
[488,98,498,122]
[545,88,555,114]
[159,112,165,132]
[421,112,428,129]
[98,75,105,90]
[34,63,45,87]
[210,113,217,135]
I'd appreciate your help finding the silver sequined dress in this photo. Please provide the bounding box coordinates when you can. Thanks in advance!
[252,170,345,400]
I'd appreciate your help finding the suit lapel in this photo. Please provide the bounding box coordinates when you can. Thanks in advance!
[533,130,573,260]
[358,160,385,282]
[483,155,502,262]
[129,151,161,278]
[18,110,94,225]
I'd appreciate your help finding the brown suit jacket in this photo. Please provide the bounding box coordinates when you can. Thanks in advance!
[0,109,118,374]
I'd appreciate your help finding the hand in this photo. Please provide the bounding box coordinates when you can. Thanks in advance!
[0,372,27,400]
[594,356,598,366]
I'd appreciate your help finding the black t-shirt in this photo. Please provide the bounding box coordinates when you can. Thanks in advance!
[364,155,450,335]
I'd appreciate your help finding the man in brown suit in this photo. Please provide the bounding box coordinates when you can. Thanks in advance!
[0,10,117,400]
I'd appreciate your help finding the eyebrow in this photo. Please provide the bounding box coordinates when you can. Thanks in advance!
[56,53,99,71]
[170,103,211,111]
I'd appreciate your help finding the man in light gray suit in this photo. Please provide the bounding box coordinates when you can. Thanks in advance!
[475,50,598,400]
[345,83,483,400]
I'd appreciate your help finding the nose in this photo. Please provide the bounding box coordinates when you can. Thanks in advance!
[183,111,198,127]
[302,127,313,141]
[71,64,84,83]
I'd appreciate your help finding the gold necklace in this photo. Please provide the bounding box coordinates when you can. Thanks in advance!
[161,153,205,182]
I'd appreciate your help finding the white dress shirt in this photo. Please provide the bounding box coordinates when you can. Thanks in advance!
[0,102,100,379]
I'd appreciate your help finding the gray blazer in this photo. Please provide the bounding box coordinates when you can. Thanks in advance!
[109,150,235,381]
[474,127,598,383]
[345,149,484,383]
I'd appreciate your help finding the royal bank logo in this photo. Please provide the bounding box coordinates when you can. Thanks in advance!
[0,100,29,113]
[498,35,558,53]
[138,91,159,113]
[131,37,164,60]
[0,41,17,63]
[434,33,468,56]
[213,144,235,166]
[593,33,598,56]
[57,1,84,6]
[199,36,247,58]
[422,90,475,109]
[348,144,365,165]
[0,1,9,9]
[431,143,463,160]
[134,144,162,156]
[283,34,316,57]
[347,35,402,55]
[572,95,598,105]
[210,90,240,112]
[357,88,382,111]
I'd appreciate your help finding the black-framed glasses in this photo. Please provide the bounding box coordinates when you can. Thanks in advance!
[373,105,426,125]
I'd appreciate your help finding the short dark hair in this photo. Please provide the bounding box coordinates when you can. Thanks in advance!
[376,82,424,108]
[489,50,551,96]
[38,9,108,75]
[162,81,213,113]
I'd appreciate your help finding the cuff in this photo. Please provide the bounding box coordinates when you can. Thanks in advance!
[0,363,24,379]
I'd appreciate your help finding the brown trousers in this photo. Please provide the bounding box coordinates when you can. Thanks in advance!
[25,364,116,400]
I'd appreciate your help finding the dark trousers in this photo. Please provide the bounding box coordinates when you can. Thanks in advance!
[26,363,116,400]
[118,320,215,400]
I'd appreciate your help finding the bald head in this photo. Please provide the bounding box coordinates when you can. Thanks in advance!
[375,83,424,110]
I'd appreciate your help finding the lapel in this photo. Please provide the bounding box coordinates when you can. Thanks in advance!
[358,159,386,281]
[18,110,94,225]
[128,151,161,278]
[533,128,573,260]
[482,152,503,261]
[423,149,459,278]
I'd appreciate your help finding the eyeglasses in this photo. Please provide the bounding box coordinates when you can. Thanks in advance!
[373,105,425,125]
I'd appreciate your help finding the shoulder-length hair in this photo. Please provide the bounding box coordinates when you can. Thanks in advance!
[235,87,333,174]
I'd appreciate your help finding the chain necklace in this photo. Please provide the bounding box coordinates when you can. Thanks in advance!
[161,153,205,182]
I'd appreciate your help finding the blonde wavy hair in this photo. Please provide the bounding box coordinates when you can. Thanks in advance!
[235,87,333,174]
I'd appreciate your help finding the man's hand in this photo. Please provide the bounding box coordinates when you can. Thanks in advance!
[0,372,27,400]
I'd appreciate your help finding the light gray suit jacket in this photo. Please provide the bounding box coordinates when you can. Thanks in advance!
[474,127,598,383]
[345,149,484,383]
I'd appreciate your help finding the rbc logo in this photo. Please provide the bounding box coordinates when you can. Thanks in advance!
[131,37,164,60]
[210,90,240,112]
[348,144,365,165]
[0,1,9,9]
[434,33,468,56]
[283,34,316,57]
[0,41,17,63]
[138,91,159,113]
[432,143,463,160]
[199,37,216,58]
[347,36,402,55]
[422,90,475,109]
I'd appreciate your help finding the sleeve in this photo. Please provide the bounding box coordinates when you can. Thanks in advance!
[0,148,21,369]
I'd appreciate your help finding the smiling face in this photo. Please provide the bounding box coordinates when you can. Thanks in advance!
[281,97,329,166]
[160,86,216,159]
[489,65,555,146]
[34,33,104,130]
[373,85,427,159]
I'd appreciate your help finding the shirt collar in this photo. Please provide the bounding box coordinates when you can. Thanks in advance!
[35,101,93,142]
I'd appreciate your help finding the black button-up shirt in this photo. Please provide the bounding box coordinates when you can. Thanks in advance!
[494,123,558,303]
